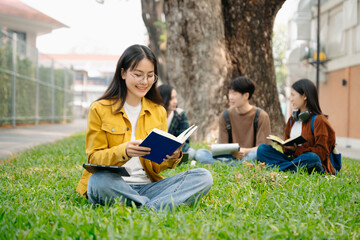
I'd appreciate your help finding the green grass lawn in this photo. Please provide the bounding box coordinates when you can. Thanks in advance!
[1,133,359,239]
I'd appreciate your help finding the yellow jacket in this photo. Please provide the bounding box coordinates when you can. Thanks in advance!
[76,97,182,196]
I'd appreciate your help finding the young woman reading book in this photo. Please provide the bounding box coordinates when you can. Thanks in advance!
[76,45,213,211]
[257,79,337,174]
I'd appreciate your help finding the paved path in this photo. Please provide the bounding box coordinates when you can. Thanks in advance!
[337,146,360,160]
[0,119,87,160]
[0,118,359,161]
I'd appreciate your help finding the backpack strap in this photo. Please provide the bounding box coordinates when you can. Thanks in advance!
[310,114,317,135]
[224,110,232,143]
[253,107,261,146]
[224,107,261,145]
[310,114,341,173]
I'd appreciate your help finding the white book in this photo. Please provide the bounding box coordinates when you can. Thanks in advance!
[211,143,240,157]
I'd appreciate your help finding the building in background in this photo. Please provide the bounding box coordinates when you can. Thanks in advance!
[0,0,117,122]
[0,0,74,126]
[0,0,67,59]
[285,0,360,150]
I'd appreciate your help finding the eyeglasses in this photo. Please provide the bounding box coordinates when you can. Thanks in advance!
[128,72,158,84]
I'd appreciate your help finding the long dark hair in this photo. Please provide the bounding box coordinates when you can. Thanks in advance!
[158,84,174,111]
[97,44,163,113]
[292,79,324,116]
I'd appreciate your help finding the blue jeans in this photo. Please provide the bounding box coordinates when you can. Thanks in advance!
[194,148,258,165]
[257,144,325,173]
[87,168,213,212]
[186,147,196,160]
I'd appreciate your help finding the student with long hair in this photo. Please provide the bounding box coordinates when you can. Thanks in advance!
[257,79,337,174]
[77,45,213,211]
[158,84,196,159]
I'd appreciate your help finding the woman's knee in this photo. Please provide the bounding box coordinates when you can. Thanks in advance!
[88,172,123,199]
[88,171,112,189]
[257,144,273,158]
[258,144,272,152]
[302,152,321,162]
[189,168,213,187]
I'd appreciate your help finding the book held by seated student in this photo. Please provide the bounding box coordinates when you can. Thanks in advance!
[82,163,130,176]
[211,143,240,157]
[266,135,307,146]
[139,125,198,164]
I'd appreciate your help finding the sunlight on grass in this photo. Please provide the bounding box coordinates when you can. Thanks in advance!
[0,135,359,239]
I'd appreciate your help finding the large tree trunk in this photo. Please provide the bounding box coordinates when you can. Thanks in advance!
[222,0,285,136]
[164,0,231,141]
[141,0,168,83]
[162,0,285,139]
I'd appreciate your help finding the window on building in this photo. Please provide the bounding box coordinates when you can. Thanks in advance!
[356,25,360,53]
[327,9,346,59]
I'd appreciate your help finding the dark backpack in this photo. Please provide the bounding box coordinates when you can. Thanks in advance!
[223,108,261,146]
[310,115,342,174]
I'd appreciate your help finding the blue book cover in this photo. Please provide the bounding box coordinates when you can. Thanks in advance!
[140,125,198,164]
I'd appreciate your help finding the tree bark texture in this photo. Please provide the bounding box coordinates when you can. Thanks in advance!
[222,0,286,137]
[141,0,168,83]
[162,0,285,139]
[164,0,231,141]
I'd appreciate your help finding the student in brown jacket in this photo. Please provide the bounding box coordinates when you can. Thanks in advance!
[257,79,337,174]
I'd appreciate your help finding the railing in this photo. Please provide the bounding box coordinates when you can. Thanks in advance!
[0,30,75,127]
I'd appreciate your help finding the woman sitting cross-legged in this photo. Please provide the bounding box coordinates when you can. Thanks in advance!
[77,45,213,212]
[257,79,337,174]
